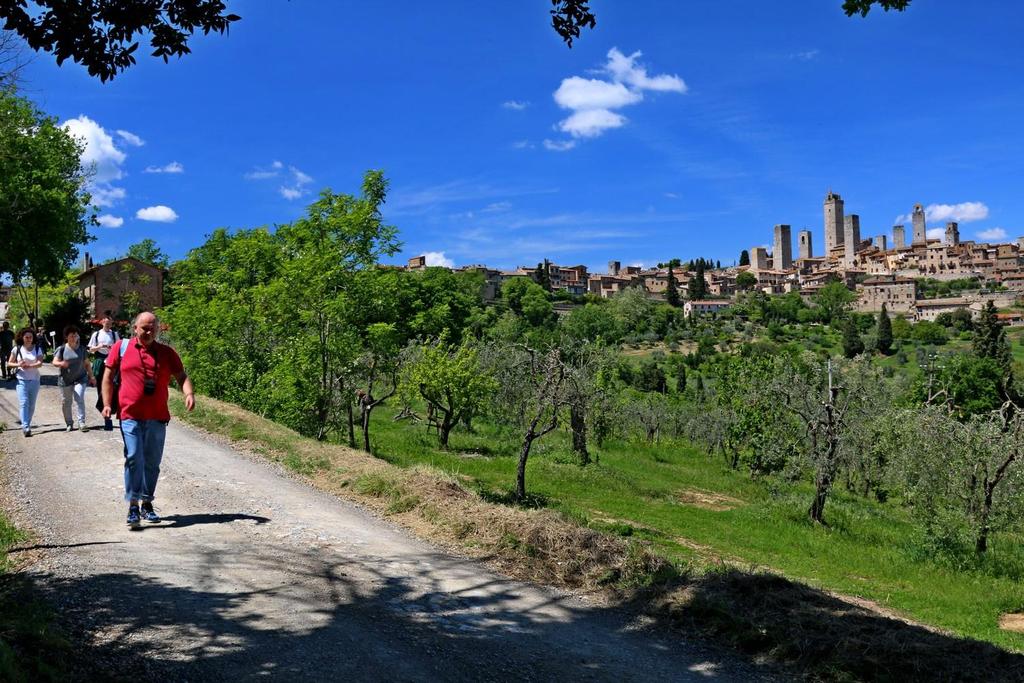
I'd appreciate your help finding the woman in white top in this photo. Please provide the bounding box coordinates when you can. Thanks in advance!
[88,315,120,431]
[8,328,43,437]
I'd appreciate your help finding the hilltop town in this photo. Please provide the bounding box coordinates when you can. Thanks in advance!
[404,191,1023,323]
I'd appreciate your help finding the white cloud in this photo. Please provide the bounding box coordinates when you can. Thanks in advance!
[502,100,529,111]
[116,129,145,147]
[96,214,124,228]
[604,48,687,92]
[279,166,314,200]
[558,109,628,138]
[926,228,945,241]
[90,186,127,208]
[790,49,820,61]
[664,192,680,199]
[896,201,989,225]
[144,161,184,174]
[423,251,455,268]
[511,140,535,150]
[543,139,577,152]
[136,205,178,223]
[482,201,512,213]
[61,115,126,183]
[247,161,314,200]
[554,77,641,111]
[978,227,1008,241]
[551,47,686,143]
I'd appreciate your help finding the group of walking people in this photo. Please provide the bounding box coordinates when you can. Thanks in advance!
[4,314,121,435]
[4,312,195,528]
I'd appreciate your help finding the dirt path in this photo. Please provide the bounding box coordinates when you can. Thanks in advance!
[0,368,773,682]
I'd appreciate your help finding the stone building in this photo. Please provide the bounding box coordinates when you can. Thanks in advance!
[856,274,917,314]
[912,204,927,245]
[824,191,845,256]
[798,230,813,259]
[844,214,861,264]
[77,255,164,320]
[874,235,888,251]
[750,246,770,271]
[773,224,793,270]
[893,224,906,250]
[945,222,960,246]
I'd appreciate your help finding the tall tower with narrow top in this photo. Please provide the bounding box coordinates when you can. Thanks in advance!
[798,230,813,259]
[824,191,844,257]
[773,224,792,270]
[912,204,927,245]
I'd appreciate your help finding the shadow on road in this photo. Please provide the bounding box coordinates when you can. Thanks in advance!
[151,513,272,528]
[17,545,747,682]
[8,541,125,553]
[9,539,1024,682]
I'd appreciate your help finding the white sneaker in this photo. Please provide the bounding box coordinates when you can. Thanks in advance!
[66,424,73,432]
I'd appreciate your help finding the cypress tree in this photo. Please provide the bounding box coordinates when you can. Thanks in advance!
[876,303,893,355]
[973,301,1012,371]
[666,258,680,307]
[739,250,750,266]
[842,317,864,358]
[687,260,708,300]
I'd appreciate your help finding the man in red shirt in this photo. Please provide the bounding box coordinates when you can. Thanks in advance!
[102,311,195,528]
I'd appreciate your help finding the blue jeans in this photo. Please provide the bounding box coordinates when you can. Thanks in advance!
[121,419,167,502]
[16,378,39,433]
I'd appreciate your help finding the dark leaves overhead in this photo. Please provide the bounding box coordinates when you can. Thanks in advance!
[550,0,595,48]
[0,0,240,82]
[841,0,912,17]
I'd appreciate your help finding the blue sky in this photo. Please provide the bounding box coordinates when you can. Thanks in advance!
[20,0,1024,272]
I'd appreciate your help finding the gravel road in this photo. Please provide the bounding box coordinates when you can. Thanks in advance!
[0,367,775,682]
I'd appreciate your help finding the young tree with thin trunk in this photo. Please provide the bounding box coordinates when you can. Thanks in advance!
[514,348,566,501]
[356,323,401,453]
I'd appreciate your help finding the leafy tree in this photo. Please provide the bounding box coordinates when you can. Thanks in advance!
[876,304,893,354]
[841,318,864,358]
[635,357,667,393]
[0,0,240,82]
[842,0,912,16]
[812,281,856,323]
[560,302,623,344]
[125,238,170,269]
[738,249,750,267]
[886,403,1024,555]
[735,271,757,291]
[910,320,948,346]
[0,90,94,287]
[770,355,893,525]
[973,301,1012,372]
[936,308,973,332]
[356,323,401,452]
[915,353,1005,418]
[401,337,496,448]
[665,258,680,307]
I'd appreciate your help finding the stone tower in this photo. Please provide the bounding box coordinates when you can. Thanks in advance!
[893,225,906,250]
[844,214,861,264]
[773,224,793,270]
[824,191,845,256]
[875,235,888,251]
[945,221,960,245]
[608,260,621,276]
[912,204,927,245]
[750,246,769,271]
[798,230,813,259]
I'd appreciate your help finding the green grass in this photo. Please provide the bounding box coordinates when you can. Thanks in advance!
[364,402,1024,652]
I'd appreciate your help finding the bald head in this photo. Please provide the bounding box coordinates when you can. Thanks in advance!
[133,311,159,346]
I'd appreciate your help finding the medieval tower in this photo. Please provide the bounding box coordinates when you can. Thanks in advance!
[893,224,906,250]
[945,221,960,245]
[844,214,861,264]
[798,230,813,259]
[824,191,845,256]
[912,204,927,245]
[773,224,793,270]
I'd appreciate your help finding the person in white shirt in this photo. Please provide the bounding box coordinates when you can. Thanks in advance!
[88,314,120,430]
[7,328,43,437]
